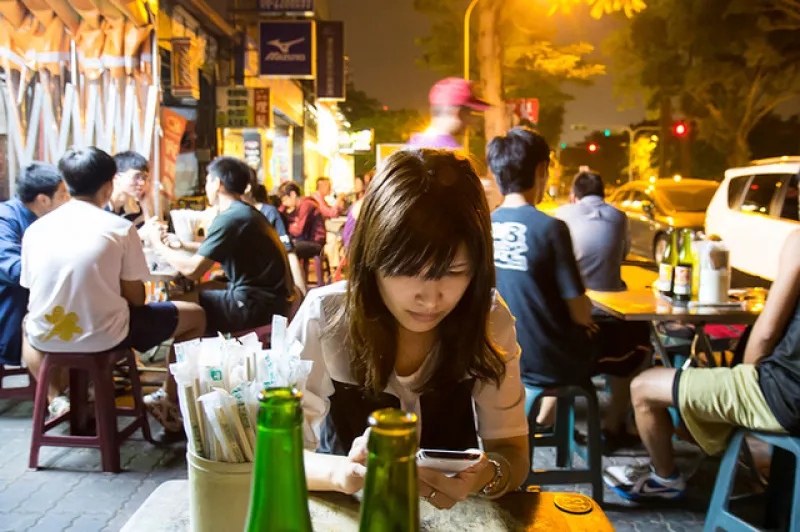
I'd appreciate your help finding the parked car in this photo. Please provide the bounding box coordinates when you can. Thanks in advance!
[608,178,719,262]
[705,157,800,281]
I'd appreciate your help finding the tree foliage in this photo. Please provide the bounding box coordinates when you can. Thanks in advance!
[607,0,800,167]
[412,0,604,147]
[551,0,647,19]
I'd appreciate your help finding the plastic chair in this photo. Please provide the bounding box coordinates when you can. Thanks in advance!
[523,383,603,505]
[704,430,800,532]
[29,348,154,473]
[0,365,36,400]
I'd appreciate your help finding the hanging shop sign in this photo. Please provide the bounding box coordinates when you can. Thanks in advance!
[259,20,315,79]
[339,129,373,154]
[171,37,200,100]
[258,0,314,15]
[315,20,345,101]
[216,87,272,128]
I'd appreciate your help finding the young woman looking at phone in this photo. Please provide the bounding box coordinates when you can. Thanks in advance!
[287,149,530,509]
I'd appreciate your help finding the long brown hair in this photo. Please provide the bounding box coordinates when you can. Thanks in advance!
[325,149,505,394]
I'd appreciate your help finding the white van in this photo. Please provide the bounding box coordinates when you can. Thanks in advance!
[705,157,800,281]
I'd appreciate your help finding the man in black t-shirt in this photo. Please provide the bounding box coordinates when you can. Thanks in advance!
[149,157,292,333]
[487,127,597,433]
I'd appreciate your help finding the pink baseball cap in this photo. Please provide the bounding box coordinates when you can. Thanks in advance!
[429,78,491,110]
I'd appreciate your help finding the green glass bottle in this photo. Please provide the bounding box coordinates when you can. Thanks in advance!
[359,409,420,532]
[658,230,679,297]
[245,387,313,532]
[673,229,694,302]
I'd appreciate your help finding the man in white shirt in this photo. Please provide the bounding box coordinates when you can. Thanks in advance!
[21,147,206,435]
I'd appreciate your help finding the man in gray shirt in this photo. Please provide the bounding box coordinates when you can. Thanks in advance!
[557,172,650,454]
[556,172,629,292]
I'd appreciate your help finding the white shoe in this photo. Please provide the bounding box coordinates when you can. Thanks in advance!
[603,462,686,500]
[48,395,70,418]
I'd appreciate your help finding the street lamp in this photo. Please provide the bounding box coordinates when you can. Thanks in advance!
[463,0,483,155]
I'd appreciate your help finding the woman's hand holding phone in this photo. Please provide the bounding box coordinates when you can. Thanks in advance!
[417,449,490,510]
[332,429,369,495]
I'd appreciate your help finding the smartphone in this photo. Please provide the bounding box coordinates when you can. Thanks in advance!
[416,449,484,475]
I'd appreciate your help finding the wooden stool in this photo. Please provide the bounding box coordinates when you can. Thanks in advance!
[29,348,154,473]
[523,383,604,505]
[0,365,36,399]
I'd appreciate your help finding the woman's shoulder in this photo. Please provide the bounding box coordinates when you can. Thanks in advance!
[292,281,349,327]
[488,289,520,361]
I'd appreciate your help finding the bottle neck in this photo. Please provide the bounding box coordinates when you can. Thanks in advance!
[246,390,312,532]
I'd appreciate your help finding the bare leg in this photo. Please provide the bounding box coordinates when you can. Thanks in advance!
[536,396,557,425]
[605,350,650,433]
[631,367,678,478]
[21,329,66,402]
[163,301,206,403]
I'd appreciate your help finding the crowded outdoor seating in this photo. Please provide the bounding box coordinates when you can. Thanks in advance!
[1,126,798,530]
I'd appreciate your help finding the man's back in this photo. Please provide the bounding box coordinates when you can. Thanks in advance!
[21,200,148,352]
[198,200,290,304]
[557,196,629,292]
[0,199,37,364]
[491,204,591,387]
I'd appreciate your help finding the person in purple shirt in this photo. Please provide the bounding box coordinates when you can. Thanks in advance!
[407,78,490,150]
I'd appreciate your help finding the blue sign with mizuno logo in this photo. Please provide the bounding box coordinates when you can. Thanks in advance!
[259,21,315,78]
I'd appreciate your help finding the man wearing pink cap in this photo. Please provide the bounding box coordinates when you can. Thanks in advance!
[407,78,490,150]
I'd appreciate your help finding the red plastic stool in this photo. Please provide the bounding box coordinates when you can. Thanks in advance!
[0,365,36,399]
[29,348,154,473]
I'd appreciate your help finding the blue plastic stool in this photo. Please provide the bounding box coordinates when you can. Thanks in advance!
[704,430,800,532]
[523,383,603,505]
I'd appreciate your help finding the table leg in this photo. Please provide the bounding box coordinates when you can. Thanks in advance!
[693,324,719,367]
[649,321,672,368]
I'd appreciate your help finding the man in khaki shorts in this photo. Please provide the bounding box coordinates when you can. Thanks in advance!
[604,230,800,500]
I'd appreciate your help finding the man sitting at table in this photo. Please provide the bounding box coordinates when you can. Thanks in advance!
[604,230,800,500]
[310,177,345,219]
[0,163,69,369]
[20,147,206,428]
[556,171,651,452]
[149,156,293,334]
[487,127,644,446]
[107,151,151,229]
[277,181,327,261]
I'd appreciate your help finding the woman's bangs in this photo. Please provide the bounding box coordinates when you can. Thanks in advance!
[369,203,469,280]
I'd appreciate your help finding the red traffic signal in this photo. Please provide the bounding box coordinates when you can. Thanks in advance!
[588,142,598,153]
[674,122,688,136]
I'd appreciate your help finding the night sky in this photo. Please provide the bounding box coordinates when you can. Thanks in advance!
[330,0,646,143]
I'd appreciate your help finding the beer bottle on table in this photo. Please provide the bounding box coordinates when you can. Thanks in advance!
[658,230,679,297]
[245,387,313,532]
[359,408,420,532]
[673,229,694,302]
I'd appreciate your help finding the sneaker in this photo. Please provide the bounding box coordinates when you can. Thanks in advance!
[48,395,70,418]
[603,462,686,500]
[144,389,183,433]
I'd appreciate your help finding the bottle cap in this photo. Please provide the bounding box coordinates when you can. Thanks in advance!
[553,493,594,514]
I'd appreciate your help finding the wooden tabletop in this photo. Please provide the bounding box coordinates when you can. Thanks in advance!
[588,265,763,324]
[121,480,613,532]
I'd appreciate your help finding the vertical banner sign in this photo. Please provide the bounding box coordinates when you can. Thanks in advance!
[259,21,315,78]
[316,21,345,100]
[243,131,263,171]
[161,108,188,198]
[258,0,315,14]
[171,38,200,100]
[253,89,271,127]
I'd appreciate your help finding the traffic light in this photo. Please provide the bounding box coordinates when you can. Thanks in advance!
[588,142,598,153]
[560,143,567,149]
[604,129,611,137]
[673,121,688,137]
